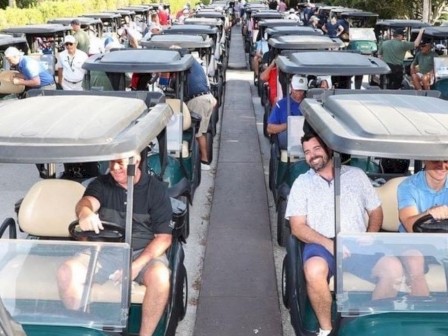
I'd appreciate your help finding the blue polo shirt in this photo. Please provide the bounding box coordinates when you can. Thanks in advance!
[268,96,302,149]
[18,56,54,87]
[186,58,209,99]
[397,171,448,232]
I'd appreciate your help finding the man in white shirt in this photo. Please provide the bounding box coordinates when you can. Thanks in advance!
[57,35,88,90]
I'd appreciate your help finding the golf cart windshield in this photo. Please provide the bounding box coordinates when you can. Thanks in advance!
[0,239,131,330]
[337,233,448,316]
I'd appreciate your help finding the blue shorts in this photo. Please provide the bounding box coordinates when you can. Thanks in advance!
[302,243,384,282]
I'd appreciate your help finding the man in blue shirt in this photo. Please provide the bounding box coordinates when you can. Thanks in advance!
[5,46,55,90]
[267,74,307,149]
[397,160,448,297]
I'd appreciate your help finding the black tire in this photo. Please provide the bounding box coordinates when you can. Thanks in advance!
[178,264,188,321]
[263,102,270,138]
[282,256,290,309]
[206,131,213,164]
[179,196,190,241]
[277,198,290,247]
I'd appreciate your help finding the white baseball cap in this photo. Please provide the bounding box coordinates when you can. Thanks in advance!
[291,75,308,91]
[64,35,77,44]
[4,47,23,58]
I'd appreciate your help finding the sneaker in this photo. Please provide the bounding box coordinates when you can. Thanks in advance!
[201,163,211,171]
[317,329,332,336]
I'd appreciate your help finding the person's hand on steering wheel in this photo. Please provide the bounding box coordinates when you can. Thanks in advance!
[427,205,448,221]
[79,213,104,234]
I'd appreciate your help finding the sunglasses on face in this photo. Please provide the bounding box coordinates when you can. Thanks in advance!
[65,42,74,46]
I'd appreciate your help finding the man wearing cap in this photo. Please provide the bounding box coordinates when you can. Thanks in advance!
[267,74,307,149]
[4,46,55,90]
[71,19,90,54]
[57,35,88,91]
[410,41,437,90]
[378,27,425,89]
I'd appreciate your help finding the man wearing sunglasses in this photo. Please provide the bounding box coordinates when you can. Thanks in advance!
[57,35,88,91]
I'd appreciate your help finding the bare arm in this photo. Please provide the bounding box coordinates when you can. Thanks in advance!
[267,122,286,135]
[366,206,383,232]
[400,204,448,232]
[131,233,172,280]
[413,28,425,48]
[290,215,334,254]
[260,59,275,82]
[57,68,63,86]
[14,76,40,87]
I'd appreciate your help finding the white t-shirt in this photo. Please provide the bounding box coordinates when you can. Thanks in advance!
[285,165,381,238]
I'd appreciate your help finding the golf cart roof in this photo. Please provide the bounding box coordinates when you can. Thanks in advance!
[277,51,390,76]
[414,26,448,38]
[252,10,284,20]
[163,24,218,36]
[194,11,226,19]
[140,34,214,49]
[268,35,344,50]
[118,6,151,14]
[104,9,136,16]
[184,17,223,27]
[258,19,302,28]
[265,26,323,37]
[301,92,448,160]
[341,11,378,18]
[0,95,173,163]
[0,34,27,47]
[375,19,431,29]
[2,24,71,36]
[81,12,121,19]
[83,49,194,73]
[47,17,102,26]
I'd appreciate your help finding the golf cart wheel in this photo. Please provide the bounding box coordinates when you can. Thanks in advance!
[277,198,290,247]
[282,256,290,309]
[263,105,269,138]
[178,264,188,321]
[179,196,190,241]
[206,131,214,165]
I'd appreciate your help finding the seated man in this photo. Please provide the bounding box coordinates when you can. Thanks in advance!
[57,154,173,336]
[411,41,436,90]
[286,133,404,336]
[252,34,269,78]
[267,74,307,149]
[398,159,448,296]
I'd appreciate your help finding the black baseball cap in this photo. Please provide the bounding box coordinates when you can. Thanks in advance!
[393,28,405,36]
[70,19,81,25]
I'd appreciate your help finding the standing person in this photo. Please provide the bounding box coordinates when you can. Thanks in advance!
[322,16,343,38]
[4,46,55,90]
[286,133,404,336]
[57,154,173,336]
[57,35,88,91]
[378,27,425,89]
[277,0,287,13]
[70,19,90,54]
[410,41,436,90]
[157,5,169,26]
[397,160,448,297]
[185,57,217,170]
[267,75,307,149]
[268,0,278,10]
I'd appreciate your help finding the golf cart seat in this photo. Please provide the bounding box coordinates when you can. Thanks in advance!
[280,115,305,163]
[166,98,192,131]
[18,179,85,238]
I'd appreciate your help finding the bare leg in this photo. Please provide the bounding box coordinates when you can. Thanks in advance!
[57,259,88,310]
[139,262,171,336]
[304,257,332,331]
[197,135,208,163]
[422,74,431,90]
[411,74,422,90]
[371,256,403,300]
[400,249,430,296]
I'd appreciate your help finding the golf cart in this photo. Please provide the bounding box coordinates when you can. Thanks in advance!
[0,93,188,336]
[47,17,103,38]
[271,51,391,246]
[261,35,344,137]
[80,12,122,34]
[283,90,448,336]
[1,24,71,77]
[245,10,284,53]
[82,49,202,206]
[140,34,221,144]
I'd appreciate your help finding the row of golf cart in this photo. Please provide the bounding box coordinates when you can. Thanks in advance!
[0,6,234,336]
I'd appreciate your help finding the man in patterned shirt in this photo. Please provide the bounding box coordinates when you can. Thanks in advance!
[285,133,404,336]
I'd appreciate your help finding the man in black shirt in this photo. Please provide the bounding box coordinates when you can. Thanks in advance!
[57,154,173,336]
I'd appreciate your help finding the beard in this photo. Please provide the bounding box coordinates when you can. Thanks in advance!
[308,155,329,172]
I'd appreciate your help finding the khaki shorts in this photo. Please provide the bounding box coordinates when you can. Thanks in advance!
[187,93,217,136]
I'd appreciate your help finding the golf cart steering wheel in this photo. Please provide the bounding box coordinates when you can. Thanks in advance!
[68,220,125,242]
[413,214,448,233]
